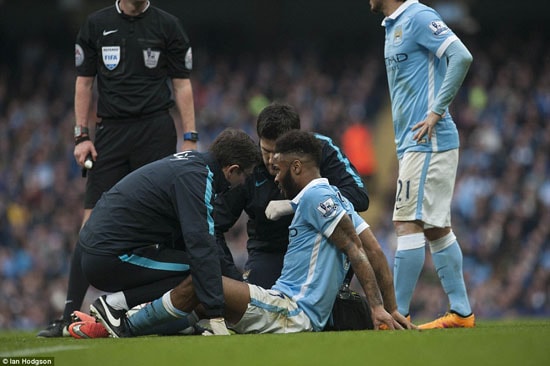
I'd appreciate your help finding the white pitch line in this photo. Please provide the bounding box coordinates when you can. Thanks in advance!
[0,345,88,357]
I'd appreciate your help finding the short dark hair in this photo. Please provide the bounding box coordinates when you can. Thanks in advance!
[256,103,301,140]
[210,128,261,170]
[274,130,322,167]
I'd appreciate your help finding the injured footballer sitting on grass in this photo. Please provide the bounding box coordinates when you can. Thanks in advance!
[82,130,413,337]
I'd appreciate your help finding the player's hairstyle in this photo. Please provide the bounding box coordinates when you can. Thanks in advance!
[210,128,261,170]
[256,102,301,140]
[274,130,322,167]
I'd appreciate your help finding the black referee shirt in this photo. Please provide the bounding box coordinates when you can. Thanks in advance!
[75,2,192,118]
[215,133,370,253]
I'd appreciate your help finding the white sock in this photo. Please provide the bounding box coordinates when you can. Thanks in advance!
[105,292,129,310]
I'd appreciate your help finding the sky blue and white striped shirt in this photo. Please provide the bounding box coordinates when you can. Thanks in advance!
[272,178,368,331]
[383,0,463,159]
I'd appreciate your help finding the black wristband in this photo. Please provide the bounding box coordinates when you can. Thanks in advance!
[183,131,199,142]
[75,135,90,146]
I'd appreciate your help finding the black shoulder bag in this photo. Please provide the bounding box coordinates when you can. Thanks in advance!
[324,268,374,331]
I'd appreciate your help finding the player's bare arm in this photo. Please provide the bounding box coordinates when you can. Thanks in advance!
[330,214,402,330]
[358,229,417,329]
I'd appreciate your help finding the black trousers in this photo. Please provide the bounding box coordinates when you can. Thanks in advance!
[81,244,189,308]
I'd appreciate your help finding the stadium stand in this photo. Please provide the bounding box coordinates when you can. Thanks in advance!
[0,27,548,329]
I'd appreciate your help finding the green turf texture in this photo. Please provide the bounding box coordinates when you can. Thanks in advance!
[1,319,549,366]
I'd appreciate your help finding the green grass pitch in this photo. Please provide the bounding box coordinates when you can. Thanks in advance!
[1,319,549,366]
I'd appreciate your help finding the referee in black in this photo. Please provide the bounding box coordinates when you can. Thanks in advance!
[39,0,198,337]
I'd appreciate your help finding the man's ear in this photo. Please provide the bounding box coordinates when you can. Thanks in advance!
[292,160,302,175]
[222,164,240,180]
[228,164,241,174]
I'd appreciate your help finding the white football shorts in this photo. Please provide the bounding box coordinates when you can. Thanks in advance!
[392,149,458,228]
[229,284,312,334]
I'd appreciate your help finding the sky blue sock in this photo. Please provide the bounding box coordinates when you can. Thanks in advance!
[127,293,189,336]
[394,246,425,316]
[136,316,191,336]
[432,241,472,316]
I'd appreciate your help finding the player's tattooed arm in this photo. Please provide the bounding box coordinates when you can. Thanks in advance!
[330,215,383,307]
[358,229,398,313]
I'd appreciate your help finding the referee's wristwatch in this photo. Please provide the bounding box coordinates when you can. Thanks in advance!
[74,125,90,145]
[183,131,199,142]
[74,125,89,138]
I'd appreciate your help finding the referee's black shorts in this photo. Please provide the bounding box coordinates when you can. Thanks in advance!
[85,111,177,208]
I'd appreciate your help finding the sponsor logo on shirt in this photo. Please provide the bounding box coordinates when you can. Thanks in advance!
[385,53,408,69]
[255,179,268,187]
[103,29,118,36]
[170,151,195,161]
[143,48,160,69]
[429,20,450,36]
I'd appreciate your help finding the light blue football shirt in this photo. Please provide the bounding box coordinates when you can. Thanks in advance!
[383,0,460,159]
[272,178,368,331]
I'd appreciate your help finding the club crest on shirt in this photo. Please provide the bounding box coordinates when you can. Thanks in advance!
[429,20,450,36]
[102,46,120,70]
[317,198,338,218]
[393,25,403,46]
[143,48,160,69]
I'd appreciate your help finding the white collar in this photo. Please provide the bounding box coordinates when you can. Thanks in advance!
[116,1,151,15]
[291,178,329,205]
[382,0,418,27]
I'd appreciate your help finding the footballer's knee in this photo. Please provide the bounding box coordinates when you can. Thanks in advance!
[424,227,451,242]
[393,220,423,236]
[170,276,197,311]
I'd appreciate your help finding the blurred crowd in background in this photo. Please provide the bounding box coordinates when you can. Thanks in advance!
[0,26,549,329]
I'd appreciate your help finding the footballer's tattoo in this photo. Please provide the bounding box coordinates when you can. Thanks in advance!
[359,229,398,312]
[351,253,384,307]
[341,241,356,252]
[330,215,384,307]
[348,248,368,265]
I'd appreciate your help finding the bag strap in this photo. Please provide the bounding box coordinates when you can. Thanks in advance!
[343,267,354,286]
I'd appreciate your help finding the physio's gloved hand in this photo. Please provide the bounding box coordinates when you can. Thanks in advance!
[265,200,293,220]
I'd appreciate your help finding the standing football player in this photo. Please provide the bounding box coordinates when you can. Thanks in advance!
[369,0,475,328]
